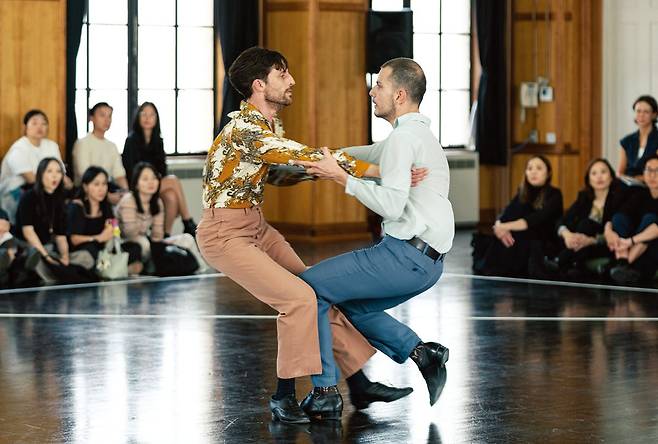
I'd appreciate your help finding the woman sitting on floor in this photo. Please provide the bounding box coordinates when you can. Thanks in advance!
[13,158,93,284]
[473,155,563,278]
[67,166,141,272]
[116,162,206,276]
[546,158,626,280]
[604,155,658,285]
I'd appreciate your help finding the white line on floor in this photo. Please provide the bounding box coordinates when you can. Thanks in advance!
[0,272,227,295]
[442,272,658,294]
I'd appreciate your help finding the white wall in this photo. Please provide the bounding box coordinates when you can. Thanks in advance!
[603,0,658,168]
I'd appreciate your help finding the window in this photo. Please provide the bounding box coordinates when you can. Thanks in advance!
[370,0,471,147]
[76,0,214,155]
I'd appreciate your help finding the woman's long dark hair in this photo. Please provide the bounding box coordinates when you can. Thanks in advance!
[34,157,65,220]
[519,155,553,209]
[583,158,617,200]
[130,162,161,216]
[131,102,163,148]
[76,166,113,219]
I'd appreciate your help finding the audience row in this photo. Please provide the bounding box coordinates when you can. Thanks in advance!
[0,102,197,236]
[0,158,207,288]
[474,95,658,286]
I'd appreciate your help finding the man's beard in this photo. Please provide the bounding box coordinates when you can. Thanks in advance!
[265,89,293,108]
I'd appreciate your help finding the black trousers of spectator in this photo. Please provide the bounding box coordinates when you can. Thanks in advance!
[612,212,658,280]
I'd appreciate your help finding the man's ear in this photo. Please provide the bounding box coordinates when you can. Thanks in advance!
[395,88,408,105]
[252,78,266,94]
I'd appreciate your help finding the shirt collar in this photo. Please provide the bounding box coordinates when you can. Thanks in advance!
[393,112,430,129]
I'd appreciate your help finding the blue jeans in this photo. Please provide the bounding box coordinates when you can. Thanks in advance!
[299,235,445,387]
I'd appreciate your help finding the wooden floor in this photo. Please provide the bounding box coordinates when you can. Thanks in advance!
[0,232,657,443]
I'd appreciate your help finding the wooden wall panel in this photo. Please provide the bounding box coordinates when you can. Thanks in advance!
[314,9,367,225]
[263,0,370,239]
[0,0,66,159]
[262,10,314,224]
[503,0,601,217]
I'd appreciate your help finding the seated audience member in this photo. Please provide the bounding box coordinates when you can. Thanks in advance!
[546,158,626,279]
[605,155,658,285]
[122,102,197,237]
[617,95,658,181]
[0,109,72,223]
[473,155,563,278]
[116,162,206,276]
[14,158,72,284]
[0,208,17,287]
[67,166,140,271]
[72,102,128,204]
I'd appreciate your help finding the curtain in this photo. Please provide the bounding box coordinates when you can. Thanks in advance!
[475,0,509,166]
[65,0,87,172]
[215,0,259,131]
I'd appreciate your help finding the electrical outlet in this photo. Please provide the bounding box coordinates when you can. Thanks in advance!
[546,132,557,144]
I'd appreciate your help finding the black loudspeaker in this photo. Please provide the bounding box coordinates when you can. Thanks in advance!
[366,9,413,74]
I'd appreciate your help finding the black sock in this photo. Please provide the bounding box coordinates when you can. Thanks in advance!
[346,370,372,393]
[409,341,427,368]
[272,378,295,400]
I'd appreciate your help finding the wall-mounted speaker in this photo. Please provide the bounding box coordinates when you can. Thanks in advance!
[366,9,413,74]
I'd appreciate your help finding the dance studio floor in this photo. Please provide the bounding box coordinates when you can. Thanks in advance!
[1,231,657,443]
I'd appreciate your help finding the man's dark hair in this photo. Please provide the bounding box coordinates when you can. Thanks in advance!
[228,46,289,99]
[381,58,426,105]
[89,102,113,117]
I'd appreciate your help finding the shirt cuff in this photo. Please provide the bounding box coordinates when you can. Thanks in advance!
[345,175,361,196]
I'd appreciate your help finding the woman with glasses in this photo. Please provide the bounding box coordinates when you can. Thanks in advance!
[605,155,658,284]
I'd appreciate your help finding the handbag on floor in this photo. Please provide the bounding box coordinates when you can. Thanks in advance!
[151,241,199,277]
[96,236,129,280]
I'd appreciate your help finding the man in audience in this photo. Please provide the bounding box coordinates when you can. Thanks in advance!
[72,102,128,204]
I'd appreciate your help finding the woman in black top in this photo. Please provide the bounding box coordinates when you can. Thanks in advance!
[474,155,563,277]
[617,95,658,180]
[15,157,69,274]
[605,156,658,284]
[549,158,626,279]
[122,102,196,237]
[67,166,140,270]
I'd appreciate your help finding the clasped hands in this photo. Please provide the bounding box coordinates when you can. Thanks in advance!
[561,230,596,252]
[292,147,428,186]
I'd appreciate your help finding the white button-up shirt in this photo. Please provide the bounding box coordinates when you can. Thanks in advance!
[343,112,454,253]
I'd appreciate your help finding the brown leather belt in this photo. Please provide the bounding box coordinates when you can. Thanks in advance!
[406,237,445,262]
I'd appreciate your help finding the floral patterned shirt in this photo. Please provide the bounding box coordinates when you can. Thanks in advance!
[202,101,370,209]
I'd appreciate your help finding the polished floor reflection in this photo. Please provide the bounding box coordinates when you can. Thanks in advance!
[1,234,657,443]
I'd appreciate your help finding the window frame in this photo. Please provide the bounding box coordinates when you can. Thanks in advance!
[76,0,216,156]
[369,0,472,148]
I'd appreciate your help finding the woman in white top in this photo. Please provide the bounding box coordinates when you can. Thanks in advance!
[0,110,72,222]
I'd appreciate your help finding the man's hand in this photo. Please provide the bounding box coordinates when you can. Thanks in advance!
[411,167,428,187]
[293,147,349,186]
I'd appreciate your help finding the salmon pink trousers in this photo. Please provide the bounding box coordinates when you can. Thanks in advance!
[196,206,375,379]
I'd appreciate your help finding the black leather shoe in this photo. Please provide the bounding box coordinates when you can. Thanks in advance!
[269,394,311,424]
[412,342,449,406]
[349,382,413,410]
[300,386,343,421]
[610,264,642,285]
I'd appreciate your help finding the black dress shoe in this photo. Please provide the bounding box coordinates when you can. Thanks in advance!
[300,386,343,421]
[269,394,311,424]
[412,342,449,406]
[349,382,413,410]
